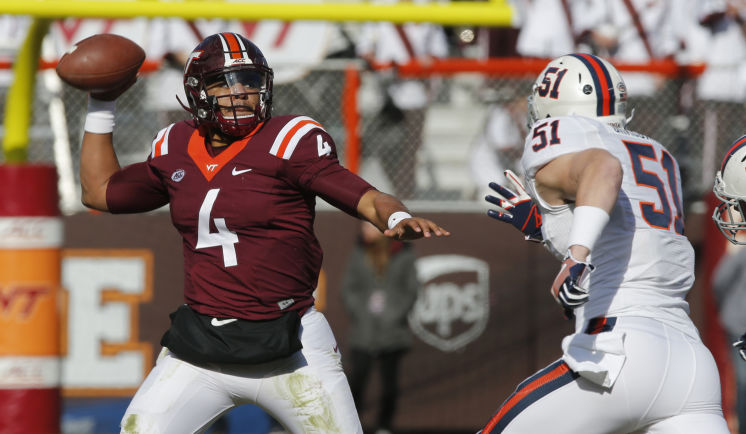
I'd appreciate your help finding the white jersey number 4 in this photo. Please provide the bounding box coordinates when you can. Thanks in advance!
[196,189,239,267]
[317,135,331,157]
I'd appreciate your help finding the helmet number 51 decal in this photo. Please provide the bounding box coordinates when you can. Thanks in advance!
[537,67,568,99]
[196,189,239,267]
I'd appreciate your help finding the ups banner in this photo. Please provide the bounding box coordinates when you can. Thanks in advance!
[57,211,706,432]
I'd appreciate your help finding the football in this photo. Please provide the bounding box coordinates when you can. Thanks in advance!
[56,34,145,92]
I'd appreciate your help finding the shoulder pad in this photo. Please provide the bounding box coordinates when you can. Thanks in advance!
[268,116,326,160]
[150,123,176,158]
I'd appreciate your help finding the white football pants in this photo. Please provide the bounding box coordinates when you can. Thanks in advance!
[120,307,362,434]
[480,316,729,433]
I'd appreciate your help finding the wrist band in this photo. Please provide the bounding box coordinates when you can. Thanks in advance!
[84,98,116,134]
[388,211,412,230]
[568,205,610,252]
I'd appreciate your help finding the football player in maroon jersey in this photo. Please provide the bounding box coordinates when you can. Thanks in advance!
[79,32,449,434]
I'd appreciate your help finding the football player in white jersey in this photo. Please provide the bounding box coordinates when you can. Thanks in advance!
[480,53,728,433]
[712,136,746,359]
[713,135,746,246]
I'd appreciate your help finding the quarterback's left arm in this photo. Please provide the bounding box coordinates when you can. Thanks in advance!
[356,190,450,240]
[288,123,449,241]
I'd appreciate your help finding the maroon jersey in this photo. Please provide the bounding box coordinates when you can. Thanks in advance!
[106,115,376,320]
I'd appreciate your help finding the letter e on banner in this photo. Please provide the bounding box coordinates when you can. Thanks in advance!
[61,249,154,396]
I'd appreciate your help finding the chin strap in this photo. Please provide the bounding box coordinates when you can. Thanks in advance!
[176,94,191,113]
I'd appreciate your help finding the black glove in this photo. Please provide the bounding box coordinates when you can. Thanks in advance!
[485,170,543,242]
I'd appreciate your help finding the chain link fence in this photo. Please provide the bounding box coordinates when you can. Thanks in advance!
[2,62,741,214]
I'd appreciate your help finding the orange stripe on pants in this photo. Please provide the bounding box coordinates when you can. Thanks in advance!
[482,362,573,433]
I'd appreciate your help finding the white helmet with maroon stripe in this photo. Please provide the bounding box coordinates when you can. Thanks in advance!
[528,53,628,128]
[713,135,746,244]
[182,32,274,138]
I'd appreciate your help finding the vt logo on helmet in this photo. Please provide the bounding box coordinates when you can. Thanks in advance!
[528,53,628,128]
[713,135,746,244]
[181,32,274,138]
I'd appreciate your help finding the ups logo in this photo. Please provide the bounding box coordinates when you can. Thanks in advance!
[408,255,490,352]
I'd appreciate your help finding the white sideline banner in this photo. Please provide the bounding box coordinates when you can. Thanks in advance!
[0,217,64,249]
[0,357,60,389]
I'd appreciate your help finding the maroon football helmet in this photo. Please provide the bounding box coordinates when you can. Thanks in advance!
[182,33,273,138]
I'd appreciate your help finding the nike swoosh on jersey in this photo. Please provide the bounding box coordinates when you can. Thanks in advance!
[211,318,238,326]
[232,167,253,176]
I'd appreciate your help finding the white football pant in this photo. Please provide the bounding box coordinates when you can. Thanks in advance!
[120,307,362,434]
[480,316,728,433]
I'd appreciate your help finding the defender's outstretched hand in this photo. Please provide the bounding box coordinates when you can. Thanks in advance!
[485,170,543,242]
[384,217,450,241]
[551,252,595,320]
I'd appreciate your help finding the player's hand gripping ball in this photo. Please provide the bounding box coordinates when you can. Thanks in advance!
[56,34,145,99]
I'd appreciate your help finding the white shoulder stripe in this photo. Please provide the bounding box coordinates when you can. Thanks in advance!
[150,124,174,158]
[280,123,324,160]
[269,116,326,160]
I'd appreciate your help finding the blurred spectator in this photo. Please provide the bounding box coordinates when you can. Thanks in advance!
[469,88,527,197]
[473,0,580,196]
[341,221,420,434]
[0,15,30,87]
[571,0,696,164]
[325,23,359,59]
[355,0,449,199]
[696,0,746,102]
[471,0,564,199]
[573,0,683,96]
[696,0,746,191]
[713,241,746,434]
[514,0,582,58]
[0,15,31,131]
[142,18,206,126]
